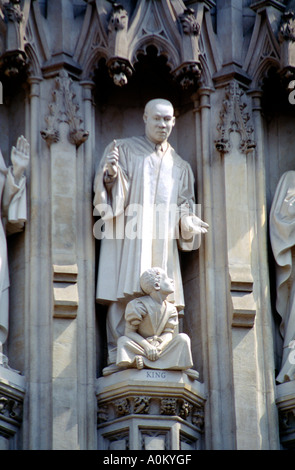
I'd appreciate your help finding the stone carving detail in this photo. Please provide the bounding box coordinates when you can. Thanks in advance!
[179,8,200,37]
[134,396,150,414]
[179,400,192,420]
[0,0,27,78]
[107,3,133,86]
[97,404,108,424]
[215,81,256,155]
[41,70,89,147]
[0,395,22,421]
[192,406,204,430]
[160,397,177,416]
[279,10,295,43]
[278,10,295,82]
[114,398,130,417]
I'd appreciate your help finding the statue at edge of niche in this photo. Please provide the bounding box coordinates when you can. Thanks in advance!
[0,135,29,369]
[270,170,295,383]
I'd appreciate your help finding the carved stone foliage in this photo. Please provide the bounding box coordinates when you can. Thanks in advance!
[0,391,24,439]
[0,0,28,78]
[97,395,204,431]
[215,81,256,155]
[279,10,295,43]
[41,70,89,147]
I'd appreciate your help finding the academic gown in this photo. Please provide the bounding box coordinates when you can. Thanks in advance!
[93,136,199,310]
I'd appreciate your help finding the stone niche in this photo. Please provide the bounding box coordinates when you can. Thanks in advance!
[96,369,205,450]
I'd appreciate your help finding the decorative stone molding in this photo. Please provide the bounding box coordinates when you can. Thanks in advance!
[52,264,79,319]
[0,367,25,440]
[77,0,209,89]
[276,382,295,449]
[41,70,89,148]
[215,81,256,155]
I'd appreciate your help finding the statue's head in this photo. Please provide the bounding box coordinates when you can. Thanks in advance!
[143,99,175,145]
[140,267,174,296]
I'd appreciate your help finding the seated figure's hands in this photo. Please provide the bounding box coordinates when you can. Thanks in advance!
[144,341,160,361]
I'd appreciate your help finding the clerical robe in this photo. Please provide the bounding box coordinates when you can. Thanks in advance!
[0,150,27,346]
[93,136,199,310]
[270,171,295,383]
[116,295,193,370]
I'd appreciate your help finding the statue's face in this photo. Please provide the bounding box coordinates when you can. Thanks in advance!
[143,102,175,144]
[159,272,174,295]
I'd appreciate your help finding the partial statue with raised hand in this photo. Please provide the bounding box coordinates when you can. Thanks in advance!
[116,267,199,380]
[93,98,208,376]
[0,136,30,366]
[270,170,295,383]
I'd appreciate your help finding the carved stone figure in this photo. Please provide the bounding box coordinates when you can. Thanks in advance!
[93,98,208,375]
[270,171,295,383]
[0,135,29,363]
[116,267,197,378]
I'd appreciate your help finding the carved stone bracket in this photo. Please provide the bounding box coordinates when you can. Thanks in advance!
[215,81,256,155]
[279,10,295,82]
[96,369,206,450]
[276,381,295,449]
[0,0,28,78]
[0,367,25,440]
[41,70,89,147]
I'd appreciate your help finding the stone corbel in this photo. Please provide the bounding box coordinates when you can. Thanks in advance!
[0,368,25,439]
[173,7,202,89]
[0,0,28,78]
[278,10,295,82]
[107,3,133,86]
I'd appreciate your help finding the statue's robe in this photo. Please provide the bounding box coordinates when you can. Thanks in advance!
[0,150,27,346]
[270,171,295,383]
[93,136,199,310]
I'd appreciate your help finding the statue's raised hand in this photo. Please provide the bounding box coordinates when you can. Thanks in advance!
[11,136,30,183]
[105,139,119,177]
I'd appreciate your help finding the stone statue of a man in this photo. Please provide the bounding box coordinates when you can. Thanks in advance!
[270,170,295,383]
[0,136,29,365]
[93,98,208,375]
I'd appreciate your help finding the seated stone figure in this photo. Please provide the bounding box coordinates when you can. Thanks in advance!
[116,267,198,379]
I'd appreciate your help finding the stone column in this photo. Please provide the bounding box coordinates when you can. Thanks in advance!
[195,87,237,449]
[41,70,89,449]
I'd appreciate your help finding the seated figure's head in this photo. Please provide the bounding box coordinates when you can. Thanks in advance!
[140,267,174,296]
